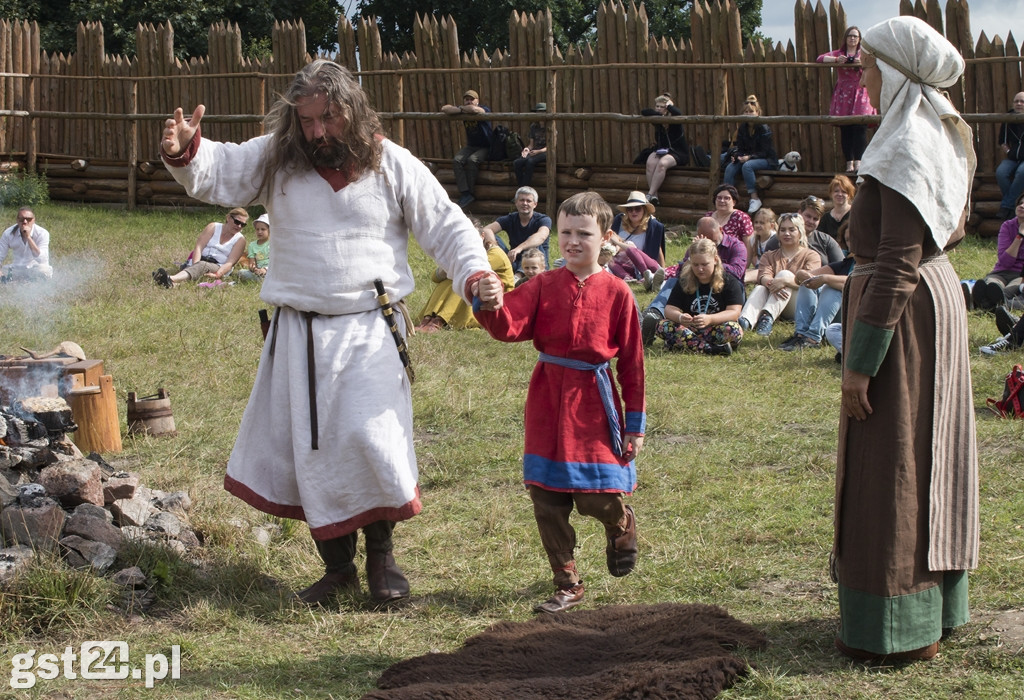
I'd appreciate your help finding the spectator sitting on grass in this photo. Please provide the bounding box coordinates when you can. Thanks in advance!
[762,195,844,267]
[970,191,1024,311]
[604,232,665,291]
[516,247,546,287]
[746,207,778,284]
[0,206,51,282]
[237,213,270,283]
[638,215,747,346]
[738,212,819,336]
[153,208,248,288]
[482,186,552,274]
[417,226,514,332]
[611,190,667,266]
[655,238,743,356]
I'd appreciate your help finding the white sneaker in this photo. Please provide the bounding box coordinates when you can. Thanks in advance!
[748,198,762,214]
[642,269,655,291]
[652,267,666,291]
[981,334,1015,355]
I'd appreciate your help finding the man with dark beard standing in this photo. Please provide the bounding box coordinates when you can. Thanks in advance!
[160,59,503,606]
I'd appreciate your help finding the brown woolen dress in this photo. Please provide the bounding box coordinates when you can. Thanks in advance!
[833,177,979,655]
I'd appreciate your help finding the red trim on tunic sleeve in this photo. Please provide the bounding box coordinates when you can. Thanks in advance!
[160,127,202,167]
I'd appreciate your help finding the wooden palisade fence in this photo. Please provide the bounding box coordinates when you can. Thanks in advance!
[0,0,1020,233]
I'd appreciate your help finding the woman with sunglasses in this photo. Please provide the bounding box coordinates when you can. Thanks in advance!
[153,208,249,288]
[818,26,876,173]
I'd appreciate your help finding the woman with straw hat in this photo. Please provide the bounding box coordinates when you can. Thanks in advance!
[610,190,666,267]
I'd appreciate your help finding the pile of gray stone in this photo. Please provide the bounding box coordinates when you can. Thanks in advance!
[0,397,201,590]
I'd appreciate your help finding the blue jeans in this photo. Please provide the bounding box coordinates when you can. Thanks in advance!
[721,156,773,195]
[997,158,1024,209]
[794,285,843,342]
[646,277,677,315]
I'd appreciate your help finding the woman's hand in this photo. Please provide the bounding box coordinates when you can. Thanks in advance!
[690,313,708,329]
[768,277,788,293]
[677,312,694,327]
[842,369,873,421]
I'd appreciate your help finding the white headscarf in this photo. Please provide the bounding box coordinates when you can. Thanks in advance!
[858,16,976,249]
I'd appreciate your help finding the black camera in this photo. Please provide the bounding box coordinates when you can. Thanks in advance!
[845,55,857,64]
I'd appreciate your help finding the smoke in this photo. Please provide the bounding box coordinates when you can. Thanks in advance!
[1,252,104,402]
[0,251,104,340]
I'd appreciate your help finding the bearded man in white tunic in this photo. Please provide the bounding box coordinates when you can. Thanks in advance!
[161,59,503,606]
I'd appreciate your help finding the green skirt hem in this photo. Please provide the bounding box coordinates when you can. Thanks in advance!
[838,571,969,654]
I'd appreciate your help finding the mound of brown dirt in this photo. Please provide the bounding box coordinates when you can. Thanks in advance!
[364,603,767,699]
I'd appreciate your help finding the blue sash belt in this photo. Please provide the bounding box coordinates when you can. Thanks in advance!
[538,352,623,457]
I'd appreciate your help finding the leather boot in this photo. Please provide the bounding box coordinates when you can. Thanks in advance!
[835,637,939,662]
[606,505,637,577]
[293,572,360,606]
[533,582,585,614]
[366,551,410,605]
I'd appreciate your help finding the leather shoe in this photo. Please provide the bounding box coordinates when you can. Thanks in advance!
[835,637,939,662]
[533,582,584,613]
[606,505,637,577]
[366,551,410,605]
[293,572,360,606]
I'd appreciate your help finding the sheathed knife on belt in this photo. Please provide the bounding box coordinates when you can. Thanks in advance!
[374,278,415,383]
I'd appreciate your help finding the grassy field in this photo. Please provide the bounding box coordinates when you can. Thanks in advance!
[0,202,1022,699]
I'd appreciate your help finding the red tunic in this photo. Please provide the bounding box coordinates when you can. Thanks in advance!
[476,267,646,493]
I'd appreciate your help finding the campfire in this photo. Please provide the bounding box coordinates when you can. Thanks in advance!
[0,344,199,599]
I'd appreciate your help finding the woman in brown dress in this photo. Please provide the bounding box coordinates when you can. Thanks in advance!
[833,16,979,661]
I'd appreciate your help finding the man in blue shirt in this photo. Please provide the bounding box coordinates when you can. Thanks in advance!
[442,89,493,207]
[482,186,552,274]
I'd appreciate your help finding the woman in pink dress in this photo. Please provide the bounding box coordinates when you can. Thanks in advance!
[818,26,877,173]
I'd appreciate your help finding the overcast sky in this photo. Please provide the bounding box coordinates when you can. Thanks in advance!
[759,0,1016,49]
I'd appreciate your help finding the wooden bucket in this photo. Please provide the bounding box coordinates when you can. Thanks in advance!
[68,374,123,453]
[126,388,176,436]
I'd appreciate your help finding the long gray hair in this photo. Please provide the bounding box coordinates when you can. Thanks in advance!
[255,59,383,200]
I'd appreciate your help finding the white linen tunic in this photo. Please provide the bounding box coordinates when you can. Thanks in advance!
[165,136,490,538]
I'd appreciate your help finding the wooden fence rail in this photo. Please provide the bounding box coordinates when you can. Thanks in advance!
[0,0,1020,221]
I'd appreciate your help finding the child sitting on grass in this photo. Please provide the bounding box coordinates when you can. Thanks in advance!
[656,238,744,355]
[516,247,546,286]
[238,213,271,282]
[473,191,646,614]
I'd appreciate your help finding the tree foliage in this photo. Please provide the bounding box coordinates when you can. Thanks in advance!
[0,0,340,59]
[353,0,765,56]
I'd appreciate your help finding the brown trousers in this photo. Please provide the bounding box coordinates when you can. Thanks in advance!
[529,485,627,587]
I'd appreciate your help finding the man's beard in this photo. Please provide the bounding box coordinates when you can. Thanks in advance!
[304,137,348,170]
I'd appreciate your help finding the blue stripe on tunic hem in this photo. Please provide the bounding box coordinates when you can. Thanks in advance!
[523,453,636,492]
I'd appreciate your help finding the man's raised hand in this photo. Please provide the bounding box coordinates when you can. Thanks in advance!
[162,105,205,157]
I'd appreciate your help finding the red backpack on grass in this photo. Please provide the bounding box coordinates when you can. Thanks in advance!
[987,364,1024,418]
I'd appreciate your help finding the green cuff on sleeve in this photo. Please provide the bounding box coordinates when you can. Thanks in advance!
[845,318,893,377]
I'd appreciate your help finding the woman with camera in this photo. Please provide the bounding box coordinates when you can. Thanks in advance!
[818,26,876,174]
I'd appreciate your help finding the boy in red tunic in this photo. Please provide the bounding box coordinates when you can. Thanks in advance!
[474,192,646,613]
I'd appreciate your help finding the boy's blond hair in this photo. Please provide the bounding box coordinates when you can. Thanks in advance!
[557,192,613,233]
[519,247,545,263]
